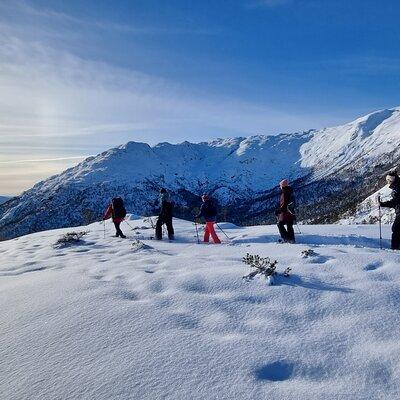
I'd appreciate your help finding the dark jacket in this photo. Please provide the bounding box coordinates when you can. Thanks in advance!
[159,192,173,219]
[196,199,217,222]
[276,186,296,223]
[380,179,400,215]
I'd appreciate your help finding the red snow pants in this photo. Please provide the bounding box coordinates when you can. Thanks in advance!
[204,222,221,244]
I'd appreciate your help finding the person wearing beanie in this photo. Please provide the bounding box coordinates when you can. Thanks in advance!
[275,178,296,243]
[195,194,221,244]
[379,170,400,250]
[155,188,175,240]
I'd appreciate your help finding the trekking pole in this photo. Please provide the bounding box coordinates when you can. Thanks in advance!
[124,219,135,230]
[215,223,231,241]
[378,202,383,250]
[194,221,200,244]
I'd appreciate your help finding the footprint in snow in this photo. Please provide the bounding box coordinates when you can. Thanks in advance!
[364,261,383,271]
[148,280,164,293]
[168,312,199,330]
[117,290,140,301]
[181,279,210,294]
[254,361,294,382]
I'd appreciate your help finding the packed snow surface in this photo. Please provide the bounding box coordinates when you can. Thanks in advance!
[1,218,400,399]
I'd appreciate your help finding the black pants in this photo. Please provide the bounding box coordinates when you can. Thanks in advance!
[114,221,125,238]
[156,216,174,239]
[278,221,295,242]
[391,215,400,250]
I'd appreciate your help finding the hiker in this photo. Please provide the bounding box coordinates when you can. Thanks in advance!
[275,179,296,243]
[103,197,127,238]
[155,188,175,240]
[378,170,400,250]
[195,194,221,244]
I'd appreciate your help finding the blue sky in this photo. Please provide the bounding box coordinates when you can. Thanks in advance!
[1,0,400,194]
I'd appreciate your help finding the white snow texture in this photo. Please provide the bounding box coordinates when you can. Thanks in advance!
[1,217,400,399]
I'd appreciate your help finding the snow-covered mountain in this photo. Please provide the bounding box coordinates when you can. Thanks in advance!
[1,107,400,239]
[339,185,396,225]
[0,196,10,205]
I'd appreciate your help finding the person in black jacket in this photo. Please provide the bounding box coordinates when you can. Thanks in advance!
[155,188,174,240]
[275,179,296,243]
[195,194,221,244]
[379,170,400,250]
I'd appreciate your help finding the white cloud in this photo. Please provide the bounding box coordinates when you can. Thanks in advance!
[0,0,343,195]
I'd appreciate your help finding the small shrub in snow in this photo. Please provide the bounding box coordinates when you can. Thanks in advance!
[133,225,150,231]
[143,217,155,228]
[283,267,291,277]
[242,254,292,284]
[131,239,149,251]
[54,231,88,248]
[301,249,316,258]
[242,253,278,281]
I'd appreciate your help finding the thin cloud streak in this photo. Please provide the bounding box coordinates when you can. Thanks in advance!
[0,156,87,165]
[0,0,218,36]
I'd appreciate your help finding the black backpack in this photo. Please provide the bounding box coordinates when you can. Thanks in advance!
[207,201,217,218]
[112,197,127,219]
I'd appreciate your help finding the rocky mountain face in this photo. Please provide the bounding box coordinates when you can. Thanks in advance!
[1,107,399,239]
[0,196,10,205]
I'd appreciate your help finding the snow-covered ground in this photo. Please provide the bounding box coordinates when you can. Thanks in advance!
[1,218,400,399]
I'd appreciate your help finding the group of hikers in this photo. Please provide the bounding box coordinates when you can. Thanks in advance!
[102,171,400,250]
[102,178,298,245]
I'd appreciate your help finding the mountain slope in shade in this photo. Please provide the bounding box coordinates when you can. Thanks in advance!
[0,196,10,205]
[1,107,400,239]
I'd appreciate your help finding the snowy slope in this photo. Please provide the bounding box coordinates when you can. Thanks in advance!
[339,185,396,225]
[300,108,400,178]
[1,107,400,239]
[1,218,400,399]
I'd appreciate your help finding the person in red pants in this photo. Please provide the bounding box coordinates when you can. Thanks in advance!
[195,194,221,244]
[103,197,127,238]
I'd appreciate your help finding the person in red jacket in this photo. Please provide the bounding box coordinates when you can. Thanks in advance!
[275,179,296,243]
[103,198,126,238]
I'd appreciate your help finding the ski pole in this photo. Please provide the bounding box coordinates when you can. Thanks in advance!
[124,219,135,230]
[378,202,383,250]
[194,221,200,244]
[103,220,106,239]
[215,223,231,241]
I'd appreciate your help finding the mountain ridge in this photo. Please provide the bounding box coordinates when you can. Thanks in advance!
[1,106,399,239]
